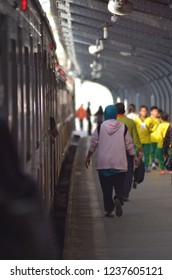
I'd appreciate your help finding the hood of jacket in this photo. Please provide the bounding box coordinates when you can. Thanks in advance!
[103,119,123,135]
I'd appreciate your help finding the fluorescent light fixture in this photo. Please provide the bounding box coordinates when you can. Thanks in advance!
[103,25,108,39]
[99,38,104,51]
[120,51,131,56]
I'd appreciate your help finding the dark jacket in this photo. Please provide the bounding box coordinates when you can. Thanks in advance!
[94,109,104,125]
[163,123,172,156]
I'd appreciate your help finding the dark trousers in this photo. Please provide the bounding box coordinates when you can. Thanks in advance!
[98,172,126,212]
[150,142,158,163]
[123,155,134,198]
[142,143,150,169]
[87,118,92,135]
[79,119,83,130]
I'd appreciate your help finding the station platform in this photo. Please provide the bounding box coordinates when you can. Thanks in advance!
[63,136,172,260]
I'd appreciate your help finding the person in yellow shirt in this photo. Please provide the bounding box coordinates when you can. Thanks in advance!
[156,113,170,174]
[134,106,151,172]
[146,106,160,170]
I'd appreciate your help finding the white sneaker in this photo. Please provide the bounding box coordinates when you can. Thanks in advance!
[152,162,157,170]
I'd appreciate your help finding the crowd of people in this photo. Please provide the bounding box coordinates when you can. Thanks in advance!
[77,102,171,175]
[75,103,104,134]
[81,102,172,218]
[131,104,171,174]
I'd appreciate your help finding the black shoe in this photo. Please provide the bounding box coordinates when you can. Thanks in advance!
[152,162,157,170]
[115,199,123,217]
[114,195,124,205]
[123,196,129,202]
[133,182,138,189]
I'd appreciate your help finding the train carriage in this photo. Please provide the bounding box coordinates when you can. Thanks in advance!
[0,0,75,209]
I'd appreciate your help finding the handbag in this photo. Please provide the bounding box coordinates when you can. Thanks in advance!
[133,159,145,184]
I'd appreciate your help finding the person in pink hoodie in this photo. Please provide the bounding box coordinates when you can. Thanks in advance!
[85,105,138,217]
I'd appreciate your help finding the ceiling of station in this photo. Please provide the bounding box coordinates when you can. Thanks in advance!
[50,0,172,94]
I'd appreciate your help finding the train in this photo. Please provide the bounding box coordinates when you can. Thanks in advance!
[0,0,75,209]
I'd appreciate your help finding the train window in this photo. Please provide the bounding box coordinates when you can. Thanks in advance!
[10,39,18,149]
[29,35,36,156]
[37,44,42,144]
[54,86,57,123]
[50,72,53,117]
[18,26,25,162]
[43,49,47,68]
[43,50,47,133]
[34,52,39,149]
[0,14,6,119]
[24,46,31,162]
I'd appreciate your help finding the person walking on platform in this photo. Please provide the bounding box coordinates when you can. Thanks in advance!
[156,113,170,174]
[146,106,160,170]
[94,105,104,127]
[85,105,138,218]
[116,103,143,201]
[75,104,87,130]
[86,102,92,135]
[134,106,151,172]
[127,103,138,121]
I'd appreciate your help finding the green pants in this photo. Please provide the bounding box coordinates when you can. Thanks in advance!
[157,148,164,170]
[142,143,151,169]
[150,142,158,163]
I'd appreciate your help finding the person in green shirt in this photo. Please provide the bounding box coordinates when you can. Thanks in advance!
[146,106,160,170]
[116,103,143,201]
[134,105,151,172]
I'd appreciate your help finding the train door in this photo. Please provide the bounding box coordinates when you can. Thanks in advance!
[47,55,56,208]
[36,44,42,189]
[0,14,8,120]
[42,49,51,208]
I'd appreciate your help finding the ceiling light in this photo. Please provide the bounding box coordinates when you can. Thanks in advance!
[88,45,99,55]
[120,51,131,56]
[88,39,104,55]
[99,38,104,51]
[103,24,109,39]
[108,0,133,16]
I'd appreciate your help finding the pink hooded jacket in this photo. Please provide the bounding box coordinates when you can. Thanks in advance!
[89,119,136,171]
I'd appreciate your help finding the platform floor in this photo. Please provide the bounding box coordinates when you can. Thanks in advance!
[63,137,172,260]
